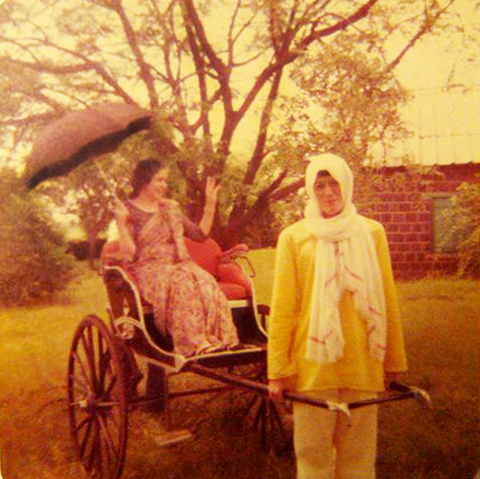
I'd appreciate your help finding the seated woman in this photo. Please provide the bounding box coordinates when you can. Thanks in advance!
[114,158,239,357]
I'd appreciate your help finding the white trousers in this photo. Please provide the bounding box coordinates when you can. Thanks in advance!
[293,389,378,479]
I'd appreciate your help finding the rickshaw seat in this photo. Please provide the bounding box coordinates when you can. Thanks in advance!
[100,237,266,350]
[101,237,252,301]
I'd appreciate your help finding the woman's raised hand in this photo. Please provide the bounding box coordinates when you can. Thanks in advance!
[205,176,220,208]
[198,177,220,236]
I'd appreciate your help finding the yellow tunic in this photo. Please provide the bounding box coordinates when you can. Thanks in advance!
[267,217,408,392]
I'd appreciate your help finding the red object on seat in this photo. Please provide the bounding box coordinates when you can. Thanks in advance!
[217,282,248,300]
[184,237,251,299]
[184,237,222,276]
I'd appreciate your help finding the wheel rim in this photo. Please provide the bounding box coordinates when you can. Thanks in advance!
[68,315,128,479]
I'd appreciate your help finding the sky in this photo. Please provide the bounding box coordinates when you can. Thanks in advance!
[383,0,480,166]
[209,0,480,164]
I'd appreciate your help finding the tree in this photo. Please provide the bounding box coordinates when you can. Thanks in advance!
[449,178,480,276]
[1,0,477,244]
[39,160,118,268]
[0,167,74,305]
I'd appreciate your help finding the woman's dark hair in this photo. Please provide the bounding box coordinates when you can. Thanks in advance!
[130,158,164,198]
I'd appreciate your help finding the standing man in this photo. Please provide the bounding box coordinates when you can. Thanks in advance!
[268,154,407,479]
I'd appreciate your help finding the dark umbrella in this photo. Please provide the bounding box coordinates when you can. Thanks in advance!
[23,103,152,190]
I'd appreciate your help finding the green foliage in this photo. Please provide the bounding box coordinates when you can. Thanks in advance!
[0,263,478,478]
[0,168,74,306]
[240,195,304,248]
[451,178,480,276]
[283,34,411,167]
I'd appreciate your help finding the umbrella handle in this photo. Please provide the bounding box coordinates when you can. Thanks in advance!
[94,160,120,202]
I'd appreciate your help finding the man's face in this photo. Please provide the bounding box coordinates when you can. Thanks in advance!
[313,173,344,218]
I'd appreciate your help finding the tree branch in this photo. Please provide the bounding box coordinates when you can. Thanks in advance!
[110,0,159,109]
[386,0,457,72]
[191,89,223,134]
[2,111,63,127]
[227,0,243,67]
[181,0,237,157]
[224,169,289,237]
[4,42,136,105]
[183,5,212,143]
[181,0,228,78]
[268,177,305,202]
[243,69,283,186]
[235,0,379,144]
[297,0,379,49]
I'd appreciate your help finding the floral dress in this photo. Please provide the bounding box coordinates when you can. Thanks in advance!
[124,200,239,357]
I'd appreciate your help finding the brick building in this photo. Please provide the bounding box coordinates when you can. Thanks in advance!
[365,87,480,279]
[364,163,480,279]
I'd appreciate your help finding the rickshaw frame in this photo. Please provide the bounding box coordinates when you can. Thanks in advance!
[67,262,430,479]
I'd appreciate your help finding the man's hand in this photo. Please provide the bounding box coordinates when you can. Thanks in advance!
[385,371,402,389]
[268,377,292,403]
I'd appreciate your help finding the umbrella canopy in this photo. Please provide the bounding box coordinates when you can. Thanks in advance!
[23,103,152,190]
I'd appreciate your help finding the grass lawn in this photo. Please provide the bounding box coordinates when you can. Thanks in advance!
[0,251,478,479]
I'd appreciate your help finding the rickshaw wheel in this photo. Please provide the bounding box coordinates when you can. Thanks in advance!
[67,314,128,479]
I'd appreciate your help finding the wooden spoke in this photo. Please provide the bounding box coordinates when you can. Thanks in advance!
[85,420,99,473]
[72,350,92,390]
[71,375,89,396]
[75,415,91,435]
[103,374,117,398]
[97,414,116,468]
[85,325,98,391]
[79,417,95,459]
[94,419,104,478]
[97,338,110,391]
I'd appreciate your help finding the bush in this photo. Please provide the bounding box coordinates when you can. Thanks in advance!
[451,178,480,277]
[0,169,74,306]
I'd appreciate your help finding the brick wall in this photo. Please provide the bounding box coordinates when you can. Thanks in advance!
[360,163,480,279]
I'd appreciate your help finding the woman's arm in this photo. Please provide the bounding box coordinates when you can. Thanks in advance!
[114,201,137,262]
[183,216,207,242]
[198,177,220,236]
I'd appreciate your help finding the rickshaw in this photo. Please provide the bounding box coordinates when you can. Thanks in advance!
[67,237,430,479]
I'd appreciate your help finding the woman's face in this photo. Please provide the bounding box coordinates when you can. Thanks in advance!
[313,173,344,218]
[143,167,169,201]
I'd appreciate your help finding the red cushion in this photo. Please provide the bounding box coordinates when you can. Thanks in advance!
[217,263,252,294]
[218,282,248,300]
[184,237,222,276]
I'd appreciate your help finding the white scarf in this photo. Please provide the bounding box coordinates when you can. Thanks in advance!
[304,154,387,365]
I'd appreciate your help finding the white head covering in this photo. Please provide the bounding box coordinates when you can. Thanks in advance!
[303,154,387,364]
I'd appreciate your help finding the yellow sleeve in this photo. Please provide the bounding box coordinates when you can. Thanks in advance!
[267,229,300,380]
[374,223,408,372]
